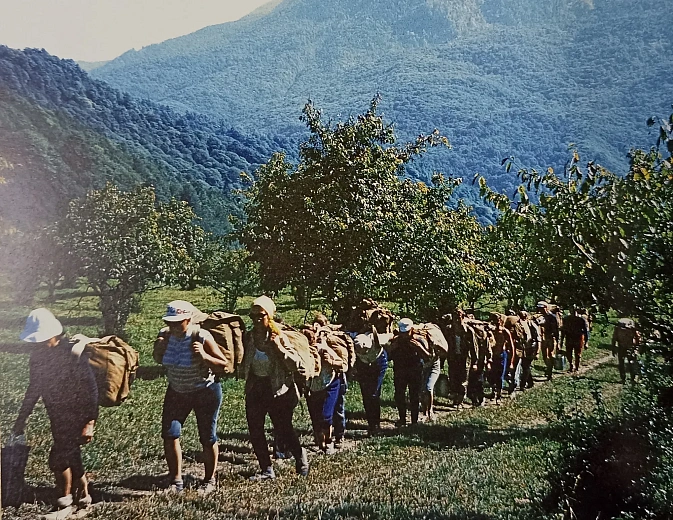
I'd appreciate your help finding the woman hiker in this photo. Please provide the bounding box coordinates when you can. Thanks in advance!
[153,300,229,495]
[12,308,99,510]
[242,295,309,480]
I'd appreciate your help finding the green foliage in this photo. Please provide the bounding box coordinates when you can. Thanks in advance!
[91,0,673,217]
[198,239,260,312]
[60,183,206,334]
[243,97,483,318]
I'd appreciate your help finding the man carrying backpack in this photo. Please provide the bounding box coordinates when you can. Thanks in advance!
[388,318,431,426]
[12,308,99,511]
[560,306,589,372]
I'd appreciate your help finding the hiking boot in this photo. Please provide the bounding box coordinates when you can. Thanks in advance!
[55,494,73,509]
[333,436,343,449]
[249,466,276,481]
[295,448,309,477]
[197,478,217,496]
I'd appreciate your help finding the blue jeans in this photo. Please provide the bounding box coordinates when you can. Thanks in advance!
[490,351,509,397]
[355,349,388,431]
[307,375,341,431]
[422,358,441,393]
[161,383,222,445]
[332,373,348,440]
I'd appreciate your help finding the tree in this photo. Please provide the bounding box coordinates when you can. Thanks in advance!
[61,183,205,334]
[198,239,260,312]
[242,96,451,316]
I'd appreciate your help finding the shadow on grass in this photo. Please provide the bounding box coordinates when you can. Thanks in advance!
[373,419,557,451]
[274,502,498,520]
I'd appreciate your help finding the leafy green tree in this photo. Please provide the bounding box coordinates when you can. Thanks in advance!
[198,239,260,312]
[242,97,449,313]
[61,183,204,334]
[243,96,488,319]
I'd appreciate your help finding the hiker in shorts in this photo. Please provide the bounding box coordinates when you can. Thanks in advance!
[535,301,559,380]
[612,318,641,384]
[153,300,229,495]
[242,296,309,480]
[489,313,515,401]
[12,308,99,510]
[560,306,589,372]
[388,319,431,426]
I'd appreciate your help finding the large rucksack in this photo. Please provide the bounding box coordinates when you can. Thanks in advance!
[416,323,450,358]
[323,329,356,372]
[275,323,321,380]
[198,311,246,376]
[73,335,139,407]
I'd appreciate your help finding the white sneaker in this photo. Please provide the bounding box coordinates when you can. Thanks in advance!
[197,479,217,496]
[55,494,73,509]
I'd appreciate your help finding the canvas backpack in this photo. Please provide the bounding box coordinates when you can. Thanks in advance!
[197,311,246,376]
[416,323,450,358]
[73,335,139,407]
[323,330,356,372]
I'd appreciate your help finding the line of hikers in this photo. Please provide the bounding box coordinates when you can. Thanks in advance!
[10,296,639,510]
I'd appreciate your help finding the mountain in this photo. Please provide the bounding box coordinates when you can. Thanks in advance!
[0,46,293,233]
[91,0,673,208]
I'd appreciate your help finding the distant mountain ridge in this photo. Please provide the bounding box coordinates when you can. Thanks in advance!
[0,46,294,232]
[92,0,673,208]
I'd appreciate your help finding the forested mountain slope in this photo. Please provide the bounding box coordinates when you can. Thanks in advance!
[92,0,673,205]
[0,47,292,232]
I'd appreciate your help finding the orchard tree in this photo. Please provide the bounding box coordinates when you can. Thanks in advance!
[243,96,489,319]
[61,183,205,334]
[199,239,260,312]
[242,96,449,313]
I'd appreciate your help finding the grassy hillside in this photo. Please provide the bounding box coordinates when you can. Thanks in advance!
[0,46,294,233]
[92,0,673,199]
[0,282,625,519]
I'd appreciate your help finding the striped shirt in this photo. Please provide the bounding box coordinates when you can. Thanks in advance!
[160,325,216,393]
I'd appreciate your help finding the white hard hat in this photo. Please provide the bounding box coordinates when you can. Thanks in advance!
[20,308,63,343]
[251,295,276,318]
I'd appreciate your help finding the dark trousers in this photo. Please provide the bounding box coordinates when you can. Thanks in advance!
[618,347,639,382]
[448,351,468,404]
[332,373,348,440]
[490,351,509,397]
[394,365,423,424]
[245,375,302,470]
[467,368,485,406]
[355,350,388,431]
[566,337,585,370]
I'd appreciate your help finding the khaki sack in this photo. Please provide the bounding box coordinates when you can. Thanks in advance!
[84,336,139,407]
[325,331,356,372]
[199,311,246,376]
[277,325,321,379]
[417,323,449,355]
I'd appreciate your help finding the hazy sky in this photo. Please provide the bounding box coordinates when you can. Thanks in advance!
[0,0,270,62]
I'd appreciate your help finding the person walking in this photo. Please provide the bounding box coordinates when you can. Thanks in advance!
[489,313,515,402]
[353,331,389,435]
[153,300,228,495]
[612,318,640,384]
[12,308,99,510]
[303,327,344,454]
[242,296,309,480]
[561,306,589,372]
[447,309,479,406]
[535,301,559,380]
[388,319,430,426]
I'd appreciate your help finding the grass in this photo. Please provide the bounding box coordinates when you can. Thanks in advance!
[0,281,625,519]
